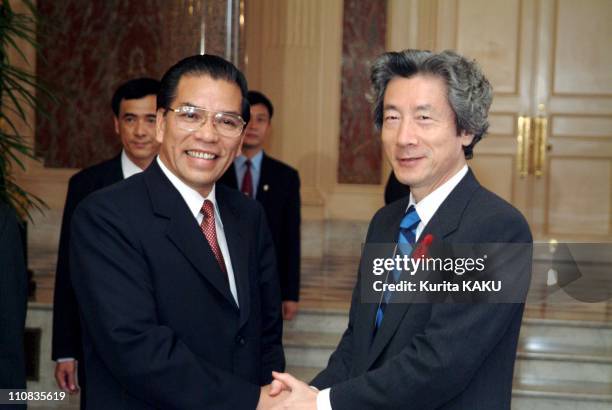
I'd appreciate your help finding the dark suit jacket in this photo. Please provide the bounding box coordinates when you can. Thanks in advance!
[52,154,123,362]
[219,153,301,301]
[384,171,410,205]
[70,161,285,409]
[312,170,532,410]
[0,202,27,393]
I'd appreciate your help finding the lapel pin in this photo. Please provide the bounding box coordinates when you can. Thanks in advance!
[263,184,269,192]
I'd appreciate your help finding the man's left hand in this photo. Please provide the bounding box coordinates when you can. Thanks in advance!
[270,371,317,410]
[282,301,299,320]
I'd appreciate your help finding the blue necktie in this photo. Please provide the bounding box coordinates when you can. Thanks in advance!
[375,205,420,329]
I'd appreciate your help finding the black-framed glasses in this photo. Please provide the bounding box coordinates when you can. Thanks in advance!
[166,105,246,138]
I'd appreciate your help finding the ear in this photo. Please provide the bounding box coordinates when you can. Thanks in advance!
[113,116,120,135]
[155,109,166,144]
[460,130,475,147]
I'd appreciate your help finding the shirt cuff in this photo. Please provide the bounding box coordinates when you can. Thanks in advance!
[56,357,75,363]
[316,388,332,410]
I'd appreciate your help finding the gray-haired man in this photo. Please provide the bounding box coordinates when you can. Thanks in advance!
[270,49,532,410]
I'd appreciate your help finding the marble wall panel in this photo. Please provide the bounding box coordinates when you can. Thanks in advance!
[337,0,386,184]
[35,0,240,169]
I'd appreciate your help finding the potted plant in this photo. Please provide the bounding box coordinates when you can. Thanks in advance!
[1,0,54,297]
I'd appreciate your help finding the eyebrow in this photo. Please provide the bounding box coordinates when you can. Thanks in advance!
[383,104,399,111]
[121,112,156,118]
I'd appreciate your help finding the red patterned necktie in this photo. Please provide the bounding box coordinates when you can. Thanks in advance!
[200,200,227,273]
[241,160,253,197]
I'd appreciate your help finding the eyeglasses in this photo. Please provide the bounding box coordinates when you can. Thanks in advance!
[166,106,246,138]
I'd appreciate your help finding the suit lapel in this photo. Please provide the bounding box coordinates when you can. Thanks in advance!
[365,170,481,369]
[217,186,251,328]
[105,154,124,184]
[352,200,406,359]
[144,162,238,308]
[220,164,239,189]
[419,169,480,241]
[255,153,270,204]
[364,200,411,367]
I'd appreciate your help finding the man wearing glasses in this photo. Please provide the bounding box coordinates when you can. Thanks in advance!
[69,55,286,409]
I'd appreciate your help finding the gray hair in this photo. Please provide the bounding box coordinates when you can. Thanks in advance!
[370,49,493,159]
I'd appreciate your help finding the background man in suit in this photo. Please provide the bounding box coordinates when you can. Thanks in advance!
[269,50,532,409]
[52,77,160,406]
[70,54,286,409]
[220,91,301,320]
[0,202,27,407]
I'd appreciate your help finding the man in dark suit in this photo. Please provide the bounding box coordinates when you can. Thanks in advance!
[270,50,532,409]
[0,202,27,404]
[219,91,301,320]
[52,77,160,406]
[70,55,286,409]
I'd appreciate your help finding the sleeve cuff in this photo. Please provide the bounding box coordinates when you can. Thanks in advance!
[316,388,332,410]
[56,357,76,363]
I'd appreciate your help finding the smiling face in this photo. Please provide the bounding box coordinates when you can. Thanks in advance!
[381,74,474,202]
[156,75,244,197]
[114,95,159,169]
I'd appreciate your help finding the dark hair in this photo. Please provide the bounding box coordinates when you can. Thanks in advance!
[370,49,493,159]
[247,90,274,119]
[111,77,160,116]
[158,54,250,124]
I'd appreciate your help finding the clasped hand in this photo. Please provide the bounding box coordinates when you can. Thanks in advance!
[256,371,318,410]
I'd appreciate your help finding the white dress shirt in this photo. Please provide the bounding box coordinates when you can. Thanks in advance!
[156,157,239,305]
[234,150,264,198]
[121,149,145,178]
[316,165,469,410]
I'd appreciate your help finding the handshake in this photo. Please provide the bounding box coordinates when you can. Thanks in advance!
[257,371,319,410]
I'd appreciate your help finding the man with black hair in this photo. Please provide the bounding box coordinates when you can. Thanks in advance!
[52,77,160,407]
[220,90,301,320]
[70,55,285,409]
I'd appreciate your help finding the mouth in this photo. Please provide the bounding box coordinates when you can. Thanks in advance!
[186,150,218,160]
[397,156,425,165]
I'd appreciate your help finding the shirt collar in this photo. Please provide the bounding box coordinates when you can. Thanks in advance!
[156,156,223,227]
[121,149,144,179]
[235,150,264,172]
[408,165,468,228]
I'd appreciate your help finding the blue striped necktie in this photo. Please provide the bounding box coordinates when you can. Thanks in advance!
[375,205,420,329]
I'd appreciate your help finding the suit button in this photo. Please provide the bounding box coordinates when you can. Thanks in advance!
[236,336,245,345]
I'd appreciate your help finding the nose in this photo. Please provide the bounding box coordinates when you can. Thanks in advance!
[396,118,419,146]
[245,119,256,132]
[135,119,147,137]
[194,113,219,142]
